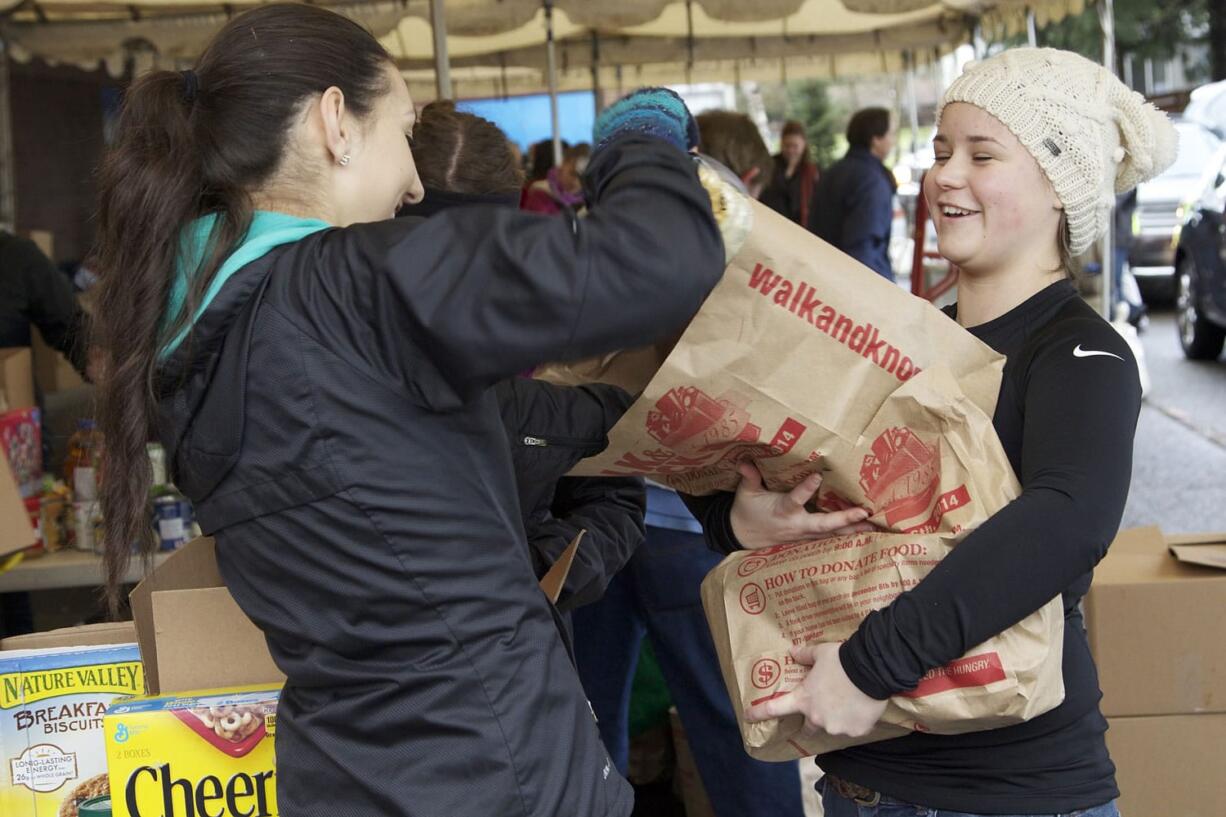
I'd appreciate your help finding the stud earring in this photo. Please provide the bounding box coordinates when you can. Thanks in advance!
[339,154,351,167]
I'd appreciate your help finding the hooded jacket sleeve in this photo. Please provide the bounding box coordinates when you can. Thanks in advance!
[494,376,644,608]
[529,475,647,612]
[329,137,724,411]
[680,490,742,555]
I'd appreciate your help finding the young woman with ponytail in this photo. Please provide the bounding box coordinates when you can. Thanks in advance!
[91,5,724,815]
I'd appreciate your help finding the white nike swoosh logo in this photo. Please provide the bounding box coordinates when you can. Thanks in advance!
[1073,344,1124,361]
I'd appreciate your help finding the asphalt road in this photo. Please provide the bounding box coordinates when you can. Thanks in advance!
[1121,308,1226,533]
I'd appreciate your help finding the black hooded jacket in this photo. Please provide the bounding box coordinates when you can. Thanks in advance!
[494,377,645,613]
[154,137,722,817]
[401,189,647,616]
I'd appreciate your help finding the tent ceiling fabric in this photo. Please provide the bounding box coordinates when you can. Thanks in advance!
[0,0,1085,88]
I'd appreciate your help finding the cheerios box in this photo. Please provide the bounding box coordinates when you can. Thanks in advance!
[104,685,281,817]
[0,642,143,817]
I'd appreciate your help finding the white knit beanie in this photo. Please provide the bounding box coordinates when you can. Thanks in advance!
[936,47,1178,256]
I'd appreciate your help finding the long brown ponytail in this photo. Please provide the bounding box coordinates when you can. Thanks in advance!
[93,3,392,613]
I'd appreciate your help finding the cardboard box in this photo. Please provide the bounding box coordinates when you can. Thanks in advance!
[97,533,585,817]
[1107,713,1226,817]
[1168,532,1226,570]
[104,685,281,817]
[0,642,143,817]
[2,623,138,653]
[0,349,38,557]
[128,539,283,696]
[1086,527,1226,718]
[0,349,36,413]
[130,533,583,695]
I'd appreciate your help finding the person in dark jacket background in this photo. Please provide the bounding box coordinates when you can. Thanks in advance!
[90,6,724,817]
[0,230,90,375]
[809,107,898,281]
[761,120,819,227]
[0,230,91,642]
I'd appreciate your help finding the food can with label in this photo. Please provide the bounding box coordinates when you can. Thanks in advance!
[72,500,100,553]
[153,494,193,551]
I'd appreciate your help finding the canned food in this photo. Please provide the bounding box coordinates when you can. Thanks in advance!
[153,494,193,551]
[73,500,101,553]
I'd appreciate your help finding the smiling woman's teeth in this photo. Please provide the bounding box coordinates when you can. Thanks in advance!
[942,206,976,217]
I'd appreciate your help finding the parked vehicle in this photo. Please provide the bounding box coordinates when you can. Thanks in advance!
[1184,79,1226,138]
[1171,147,1226,360]
[1130,120,1222,303]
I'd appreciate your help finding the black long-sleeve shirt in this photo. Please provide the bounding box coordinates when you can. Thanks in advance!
[686,280,1138,813]
[0,231,89,374]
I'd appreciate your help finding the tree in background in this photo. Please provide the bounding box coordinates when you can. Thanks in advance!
[1016,0,1212,84]
[760,79,844,168]
[790,80,844,167]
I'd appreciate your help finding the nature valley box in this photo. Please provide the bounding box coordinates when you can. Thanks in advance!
[0,643,143,817]
[104,685,281,817]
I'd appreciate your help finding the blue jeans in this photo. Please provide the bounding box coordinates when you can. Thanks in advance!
[571,526,804,817]
[819,775,1121,817]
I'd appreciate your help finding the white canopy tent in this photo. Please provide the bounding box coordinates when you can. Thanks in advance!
[1,0,1111,313]
[0,0,1084,96]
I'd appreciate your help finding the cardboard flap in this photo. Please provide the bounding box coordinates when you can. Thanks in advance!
[0,347,35,411]
[1168,532,1226,571]
[129,536,226,694]
[1,621,136,651]
[1094,527,1226,584]
[0,458,36,557]
[151,587,284,693]
[0,349,38,556]
[539,530,584,604]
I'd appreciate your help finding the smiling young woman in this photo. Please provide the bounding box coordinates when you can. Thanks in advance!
[809,47,1176,817]
[686,48,1179,817]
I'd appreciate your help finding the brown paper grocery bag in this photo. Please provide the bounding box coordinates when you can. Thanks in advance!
[546,200,1065,758]
[699,365,1065,760]
[566,202,1006,501]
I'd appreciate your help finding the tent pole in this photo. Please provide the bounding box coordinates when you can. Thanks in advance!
[906,51,920,156]
[590,30,602,117]
[685,0,695,86]
[545,0,562,166]
[1026,7,1039,47]
[1098,0,1117,319]
[0,40,15,230]
[429,0,452,100]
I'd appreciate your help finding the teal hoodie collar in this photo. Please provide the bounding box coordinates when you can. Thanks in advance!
[161,210,329,359]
